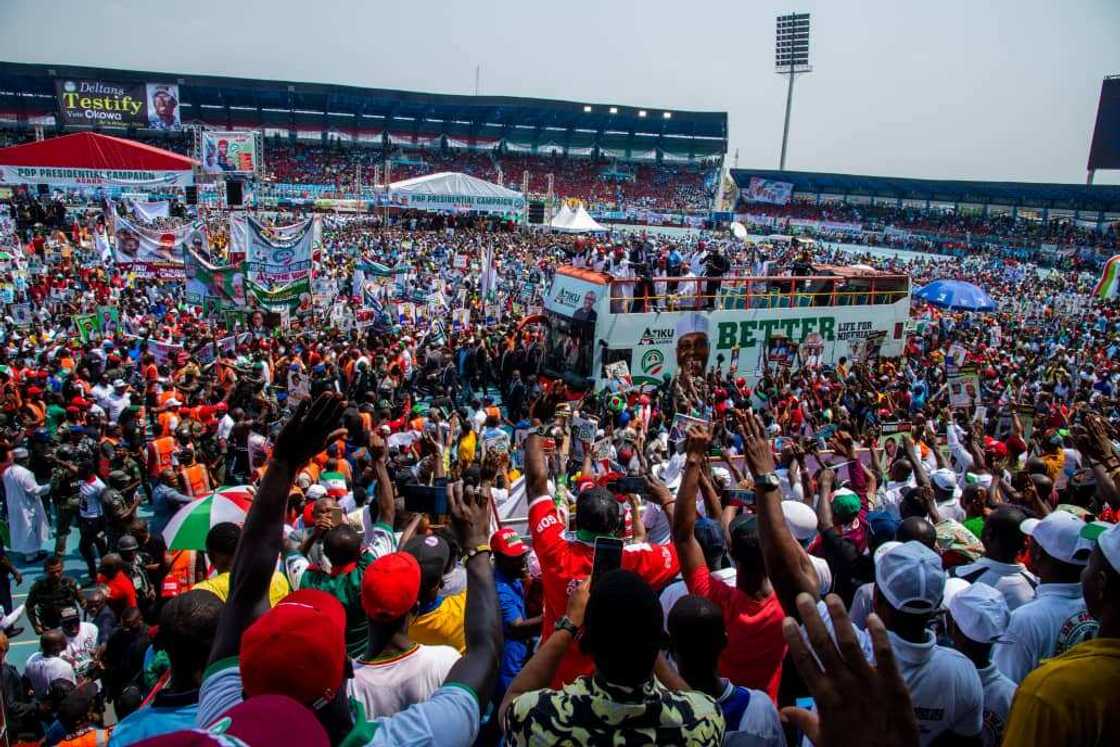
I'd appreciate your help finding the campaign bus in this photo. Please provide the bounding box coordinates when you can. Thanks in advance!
[540,264,911,390]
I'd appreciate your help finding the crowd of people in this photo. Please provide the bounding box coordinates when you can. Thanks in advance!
[0,183,1116,747]
[738,200,1120,268]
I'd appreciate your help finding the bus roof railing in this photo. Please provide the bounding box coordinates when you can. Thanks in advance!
[594,273,911,312]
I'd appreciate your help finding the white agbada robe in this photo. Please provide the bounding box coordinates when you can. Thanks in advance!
[4,462,50,554]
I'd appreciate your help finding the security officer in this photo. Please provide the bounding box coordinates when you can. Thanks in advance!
[101,471,141,549]
[51,445,81,559]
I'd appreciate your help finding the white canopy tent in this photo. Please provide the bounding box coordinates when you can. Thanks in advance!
[550,204,607,233]
[387,171,525,215]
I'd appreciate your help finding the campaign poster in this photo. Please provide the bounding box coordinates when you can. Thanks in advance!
[201,131,259,174]
[604,360,633,388]
[949,367,981,409]
[244,217,315,288]
[55,79,180,129]
[95,305,120,335]
[765,334,796,368]
[744,177,794,206]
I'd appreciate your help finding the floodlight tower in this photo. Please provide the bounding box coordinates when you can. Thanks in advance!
[775,12,811,171]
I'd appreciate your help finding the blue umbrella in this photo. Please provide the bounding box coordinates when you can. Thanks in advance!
[913,279,996,312]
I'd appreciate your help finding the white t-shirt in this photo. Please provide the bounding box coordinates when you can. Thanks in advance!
[348,644,461,718]
[949,557,1038,611]
[217,414,235,443]
[79,476,106,519]
[815,601,983,746]
[25,653,76,698]
[105,391,131,424]
[977,663,1016,747]
[63,621,99,673]
[993,582,1089,683]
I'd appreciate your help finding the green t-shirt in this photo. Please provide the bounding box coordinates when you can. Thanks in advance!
[963,516,985,541]
[299,550,376,658]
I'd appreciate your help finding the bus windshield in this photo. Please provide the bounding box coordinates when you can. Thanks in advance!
[543,310,595,379]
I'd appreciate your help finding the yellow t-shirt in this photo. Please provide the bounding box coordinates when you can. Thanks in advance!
[458,431,478,465]
[193,570,292,607]
[408,591,466,654]
[1002,637,1120,746]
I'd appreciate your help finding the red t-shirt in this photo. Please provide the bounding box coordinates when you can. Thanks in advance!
[684,565,787,703]
[98,572,138,615]
[528,494,679,688]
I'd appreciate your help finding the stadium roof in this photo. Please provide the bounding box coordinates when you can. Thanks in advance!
[732,168,1120,212]
[0,61,727,154]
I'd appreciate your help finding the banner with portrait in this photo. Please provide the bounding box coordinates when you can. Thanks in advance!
[201,131,259,174]
[744,177,794,206]
[112,214,204,277]
[55,79,181,130]
[245,216,315,288]
[246,278,313,314]
[185,249,246,309]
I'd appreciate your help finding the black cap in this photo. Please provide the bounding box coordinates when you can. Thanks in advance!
[403,535,452,594]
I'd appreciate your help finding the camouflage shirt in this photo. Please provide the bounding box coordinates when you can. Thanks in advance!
[502,673,724,746]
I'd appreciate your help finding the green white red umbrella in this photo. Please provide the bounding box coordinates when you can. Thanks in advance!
[162,486,255,551]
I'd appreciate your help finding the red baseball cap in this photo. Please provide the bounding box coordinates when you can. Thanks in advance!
[240,590,346,709]
[360,551,420,622]
[132,695,328,747]
[26,386,42,396]
[491,527,530,558]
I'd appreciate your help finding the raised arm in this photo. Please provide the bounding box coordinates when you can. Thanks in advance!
[369,429,396,528]
[741,412,821,620]
[443,483,502,705]
[207,393,346,668]
[670,425,711,581]
[525,431,549,500]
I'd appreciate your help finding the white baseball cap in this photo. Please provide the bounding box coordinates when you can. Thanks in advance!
[948,582,1013,644]
[940,576,971,611]
[305,484,328,500]
[1020,511,1093,566]
[874,540,946,614]
[1083,521,1120,574]
[930,468,962,499]
[781,500,818,542]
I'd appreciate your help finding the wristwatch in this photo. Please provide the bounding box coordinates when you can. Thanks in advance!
[554,616,581,638]
[755,472,781,492]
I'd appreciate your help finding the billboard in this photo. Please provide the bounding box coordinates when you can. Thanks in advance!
[1088,77,1120,171]
[744,177,794,205]
[201,131,259,174]
[55,79,180,129]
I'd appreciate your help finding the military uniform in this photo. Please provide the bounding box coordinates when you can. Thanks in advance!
[25,576,82,633]
[52,452,81,558]
[101,472,137,548]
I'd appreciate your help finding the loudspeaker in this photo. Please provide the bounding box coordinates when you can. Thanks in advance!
[528,200,545,224]
[184,185,198,205]
[36,183,49,196]
[226,180,243,206]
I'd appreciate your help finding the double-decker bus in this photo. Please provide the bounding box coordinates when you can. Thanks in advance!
[540,263,910,390]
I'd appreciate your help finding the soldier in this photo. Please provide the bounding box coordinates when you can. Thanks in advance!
[51,445,81,559]
[101,471,141,549]
[25,556,82,635]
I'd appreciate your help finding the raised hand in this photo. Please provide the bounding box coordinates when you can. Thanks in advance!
[738,410,777,478]
[449,483,491,551]
[684,423,712,457]
[271,392,346,466]
[780,594,919,747]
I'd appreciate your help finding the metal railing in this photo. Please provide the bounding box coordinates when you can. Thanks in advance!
[603,273,910,312]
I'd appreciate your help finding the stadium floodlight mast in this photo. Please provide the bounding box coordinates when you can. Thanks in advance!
[775,12,811,171]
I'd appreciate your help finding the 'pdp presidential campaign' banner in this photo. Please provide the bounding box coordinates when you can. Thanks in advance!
[185,249,246,310]
[55,79,181,129]
[201,131,259,174]
[245,216,316,288]
[113,214,204,277]
[744,177,794,206]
